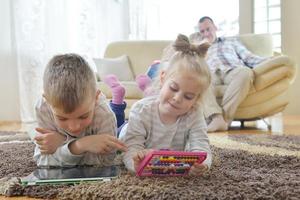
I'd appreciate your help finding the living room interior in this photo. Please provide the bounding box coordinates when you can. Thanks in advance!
[0,0,299,199]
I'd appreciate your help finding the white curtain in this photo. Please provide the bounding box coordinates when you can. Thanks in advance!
[128,0,146,39]
[10,0,129,122]
[9,0,238,122]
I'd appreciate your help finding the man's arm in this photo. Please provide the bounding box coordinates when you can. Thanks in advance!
[234,38,268,67]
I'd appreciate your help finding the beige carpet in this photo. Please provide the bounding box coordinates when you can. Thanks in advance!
[0,131,300,200]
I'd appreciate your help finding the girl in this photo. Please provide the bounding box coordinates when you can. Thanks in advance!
[104,34,212,175]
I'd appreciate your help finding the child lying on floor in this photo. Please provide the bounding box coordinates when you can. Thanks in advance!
[104,34,212,176]
[33,53,127,167]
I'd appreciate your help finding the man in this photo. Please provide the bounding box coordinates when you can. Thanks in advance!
[191,16,267,132]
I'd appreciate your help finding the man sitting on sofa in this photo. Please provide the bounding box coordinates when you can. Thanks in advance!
[190,16,268,132]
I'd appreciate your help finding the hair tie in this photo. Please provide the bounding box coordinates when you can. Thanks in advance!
[173,34,210,57]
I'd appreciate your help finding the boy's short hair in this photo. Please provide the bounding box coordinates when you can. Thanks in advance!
[43,53,96,113]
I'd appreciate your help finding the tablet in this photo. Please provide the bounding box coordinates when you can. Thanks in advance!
[21,165,120,185]
[137,150,207,176]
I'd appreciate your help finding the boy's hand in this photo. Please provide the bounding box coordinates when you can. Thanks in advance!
[189,162,209,176]
[133,149,153,172]
[69,134,127,155]
[34,127,66,154]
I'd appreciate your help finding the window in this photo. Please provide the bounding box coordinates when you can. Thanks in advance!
[254,0,281,52]
[129,0,239,40]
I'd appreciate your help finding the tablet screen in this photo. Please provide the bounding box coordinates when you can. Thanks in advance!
[21,165,120,185]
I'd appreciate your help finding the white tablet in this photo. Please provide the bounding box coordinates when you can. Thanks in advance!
[21,165,120,185]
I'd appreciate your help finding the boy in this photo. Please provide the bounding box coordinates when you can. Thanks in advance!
[33,54,127,167]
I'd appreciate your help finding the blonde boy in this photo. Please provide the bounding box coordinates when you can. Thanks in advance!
[34,54,127,167]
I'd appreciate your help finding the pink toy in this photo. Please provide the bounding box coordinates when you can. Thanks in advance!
[136,150,207,176]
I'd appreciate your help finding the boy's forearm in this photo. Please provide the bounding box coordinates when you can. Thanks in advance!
[69,139,86,155]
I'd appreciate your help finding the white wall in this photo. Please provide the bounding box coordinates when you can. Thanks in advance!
[0,0,299,121]
[239,0,300,115]
[0,0,20,121]
[281,0,300,115]
[239,0,253,34]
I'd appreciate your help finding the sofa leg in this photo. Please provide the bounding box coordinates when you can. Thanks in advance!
[238,113,283,133]
[268,113,283,134]
[262,118,272,130]
[240,120,245,128]
[239,119,269,130]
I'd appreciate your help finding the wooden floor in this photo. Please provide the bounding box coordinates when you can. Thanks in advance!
[0,115,299,200]
[1,114,299,135]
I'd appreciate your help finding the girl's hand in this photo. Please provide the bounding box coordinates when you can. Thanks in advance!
[133,149,153,172]
[189,163,209,176]
[69,134,128,155]
[34,127,66,154]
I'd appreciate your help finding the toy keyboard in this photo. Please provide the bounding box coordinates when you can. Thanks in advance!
[136,150,207,176]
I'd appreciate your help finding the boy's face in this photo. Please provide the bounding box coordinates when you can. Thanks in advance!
[50,95,98,137]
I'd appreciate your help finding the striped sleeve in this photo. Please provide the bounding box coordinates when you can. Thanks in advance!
[122,99,152,172]
[186,109,212,168]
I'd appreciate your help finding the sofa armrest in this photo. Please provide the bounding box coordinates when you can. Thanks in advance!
[253,55,297,91]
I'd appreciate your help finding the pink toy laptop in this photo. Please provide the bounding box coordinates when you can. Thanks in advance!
[136,150,207,176]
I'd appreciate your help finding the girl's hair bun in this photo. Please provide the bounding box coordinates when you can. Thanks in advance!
[173,34,210,57]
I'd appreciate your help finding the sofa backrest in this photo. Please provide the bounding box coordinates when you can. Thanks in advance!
[103,33,273,76]
[104,40,171,76]
[238,33,273,57]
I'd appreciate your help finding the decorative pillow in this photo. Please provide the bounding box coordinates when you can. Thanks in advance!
[94,55,134,81]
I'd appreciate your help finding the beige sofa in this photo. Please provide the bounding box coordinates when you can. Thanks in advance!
[98,33,297,121]
[98,41,171,116]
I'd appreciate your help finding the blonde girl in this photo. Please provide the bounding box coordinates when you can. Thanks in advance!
[122,34,212,175]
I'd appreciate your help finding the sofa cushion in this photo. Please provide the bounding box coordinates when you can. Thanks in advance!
[94,55,134,81]
[98,81,144,99]
[104,41,171,75]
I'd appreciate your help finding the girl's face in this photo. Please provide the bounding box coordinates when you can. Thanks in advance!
[158,70,201,124]
[50,91,99,137]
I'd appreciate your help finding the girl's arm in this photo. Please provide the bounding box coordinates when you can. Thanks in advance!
[187,110,212,168]
[122,104,149,172]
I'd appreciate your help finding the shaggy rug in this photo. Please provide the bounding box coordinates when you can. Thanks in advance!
[0,131,299,200]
